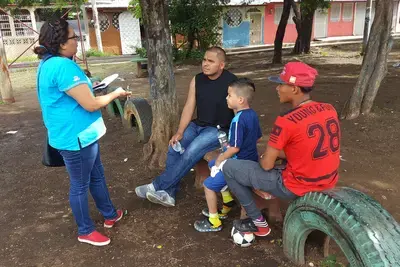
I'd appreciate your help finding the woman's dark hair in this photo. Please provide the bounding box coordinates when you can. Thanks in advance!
[33,18,69,58]
[300,86,313,93]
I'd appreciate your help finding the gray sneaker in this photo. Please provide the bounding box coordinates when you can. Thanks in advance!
[135,183,155,199]
[146,190,175,207]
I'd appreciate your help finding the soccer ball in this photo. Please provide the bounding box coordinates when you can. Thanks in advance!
[231,226,255,248]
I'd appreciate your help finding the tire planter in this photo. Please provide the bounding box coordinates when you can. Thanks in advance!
[283,187,400,266]
[123,97,152,143]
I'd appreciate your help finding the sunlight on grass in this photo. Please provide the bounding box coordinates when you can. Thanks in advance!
[7,55,39,64]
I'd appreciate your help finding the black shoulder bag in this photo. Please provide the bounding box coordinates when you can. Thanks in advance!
[37,55,65,167]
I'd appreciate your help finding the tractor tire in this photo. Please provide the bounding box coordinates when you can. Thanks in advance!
[123,97,152,143]
[106,98,125,118]
[115,98,126,117]
[106,100,120,118]
[90,76,101,83]
[283,187,400,266]
[105,87,124,118]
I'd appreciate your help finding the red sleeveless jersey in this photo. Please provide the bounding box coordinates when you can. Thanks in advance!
[268,102,341,196]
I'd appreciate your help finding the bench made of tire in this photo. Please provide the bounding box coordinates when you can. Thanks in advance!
[284,187,400,266]
[194,153,400,266]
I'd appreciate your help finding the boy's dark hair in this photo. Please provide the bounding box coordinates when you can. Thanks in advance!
[206,46,226,62]
[300,86,313,93]
[33,17,70,58]
[229,78,256,103]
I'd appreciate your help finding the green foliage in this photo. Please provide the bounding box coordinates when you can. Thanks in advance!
[300,0,330,15]
[135,47,147,58]
[0,0,86,8]
[319,255,346,267]
[7,55,38,63]
[128,0,141,19]
[172,47,204,63]
[86,49,115,57]
[169,0,224,50]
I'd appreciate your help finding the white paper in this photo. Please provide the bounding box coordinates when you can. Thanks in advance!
[93,73,119,90]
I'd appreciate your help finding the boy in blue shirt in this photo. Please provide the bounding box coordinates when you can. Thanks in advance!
[194,78,262,232]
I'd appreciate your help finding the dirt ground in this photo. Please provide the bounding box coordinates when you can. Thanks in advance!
[1,43,400,267]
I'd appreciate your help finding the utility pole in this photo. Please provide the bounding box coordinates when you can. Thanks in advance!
[91,0,103,52]
[362,0,373,55]
[0,30,15,104]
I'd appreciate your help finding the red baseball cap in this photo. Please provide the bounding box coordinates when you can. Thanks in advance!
[268,62,318,87]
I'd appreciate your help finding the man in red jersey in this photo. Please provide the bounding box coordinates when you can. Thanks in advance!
[222,62,341,236]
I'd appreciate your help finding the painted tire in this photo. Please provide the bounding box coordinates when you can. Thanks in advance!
[90,76,101,83]
[123,97,152,143]
[106,100,120,118]
[105,87,125,118]
[283,187,400,266]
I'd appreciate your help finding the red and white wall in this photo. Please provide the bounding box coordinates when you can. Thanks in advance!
[263,3,297,44]
[223,0,400,48]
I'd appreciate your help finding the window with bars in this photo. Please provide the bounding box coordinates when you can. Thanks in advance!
[330,3,341,22]
[224,9,243,27]
[0,14,11,37]
[342,3,353,21]
[99,13,110,32]
[14,10,34,36]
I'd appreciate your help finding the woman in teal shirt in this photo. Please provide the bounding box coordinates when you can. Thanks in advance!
[35,18,130,246]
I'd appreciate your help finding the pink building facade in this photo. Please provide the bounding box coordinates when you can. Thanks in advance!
[222,0,400,48]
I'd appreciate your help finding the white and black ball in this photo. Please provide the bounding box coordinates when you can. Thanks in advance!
[231,226,255,248]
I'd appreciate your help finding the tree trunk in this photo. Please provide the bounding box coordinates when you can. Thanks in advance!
[91,0,103,52]
[361,0,373,55]
[186,30,195,57]
[293,7,315,54]
[302,12,314,53]
[140,0,179,169]
[291,1,302,54]
[0,33,15,104]
[272,0,292,64]
[341,0,393,120]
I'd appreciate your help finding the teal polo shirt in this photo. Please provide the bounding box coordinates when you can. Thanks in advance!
[37,56,106,151]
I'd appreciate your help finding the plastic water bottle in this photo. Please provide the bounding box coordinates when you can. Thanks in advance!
[217,125,229,152]
[172,141,185,154]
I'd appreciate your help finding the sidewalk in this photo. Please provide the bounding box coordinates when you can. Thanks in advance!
[225,33,400,55]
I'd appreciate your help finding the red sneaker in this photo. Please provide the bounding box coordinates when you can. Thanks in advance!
[233,218,272,237]
[104,209,124,228]
[254,226,272,237]
[78,231,110,246]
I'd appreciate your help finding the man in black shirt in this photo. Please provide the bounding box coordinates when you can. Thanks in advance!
[135,46,237,206]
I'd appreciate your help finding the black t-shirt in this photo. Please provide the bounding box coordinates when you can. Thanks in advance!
[193,70,237,131]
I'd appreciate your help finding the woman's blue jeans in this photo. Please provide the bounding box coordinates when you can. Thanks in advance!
[59,141,117,235]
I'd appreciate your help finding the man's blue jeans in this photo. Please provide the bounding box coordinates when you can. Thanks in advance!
[152,122,220,198]
[59,141,117,235]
